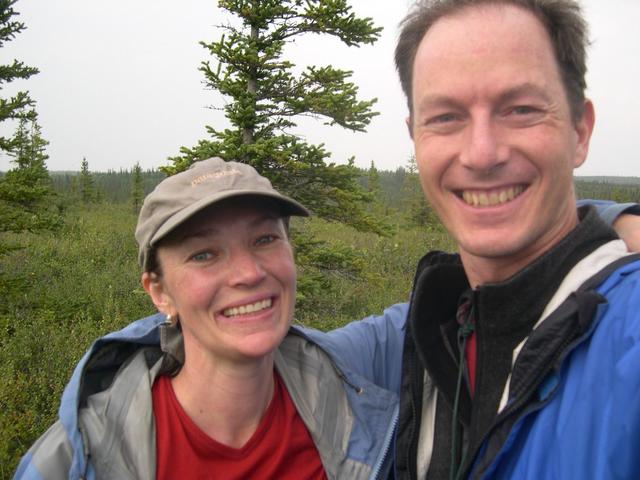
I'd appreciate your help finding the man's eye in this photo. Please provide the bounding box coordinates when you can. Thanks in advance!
[511,105,537,115]
[428,113,457,124]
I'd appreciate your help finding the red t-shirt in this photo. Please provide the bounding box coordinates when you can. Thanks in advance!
[152,372,327,480]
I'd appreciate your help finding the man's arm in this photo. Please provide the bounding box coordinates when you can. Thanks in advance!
[613,214,640,252]
[305,303,408,393]
[580,199,640,251]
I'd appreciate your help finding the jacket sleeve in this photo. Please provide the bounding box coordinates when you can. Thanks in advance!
[600,265,640,478]
[316,302,408,394]
[13,421,73,480]
[578,199,640,225]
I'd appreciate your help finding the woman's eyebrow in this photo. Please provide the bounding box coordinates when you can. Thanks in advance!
[174,213,282,243]
[174,226,220,244]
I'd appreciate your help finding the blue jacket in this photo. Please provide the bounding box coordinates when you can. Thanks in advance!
[14,304,408,480]
[481,250,640,479]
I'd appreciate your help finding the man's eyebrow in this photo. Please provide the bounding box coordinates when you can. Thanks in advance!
[414,83,553,113]
[415,95,461,113]
[498,83,553,104]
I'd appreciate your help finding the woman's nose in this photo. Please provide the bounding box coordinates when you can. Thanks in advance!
[226,250,267,287]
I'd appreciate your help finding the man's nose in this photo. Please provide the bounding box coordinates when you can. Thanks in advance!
[459,117,509,172]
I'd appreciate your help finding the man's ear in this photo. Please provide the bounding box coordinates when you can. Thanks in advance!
[141,272,175,316]
[406,116,414,140]
[573,99,595,169]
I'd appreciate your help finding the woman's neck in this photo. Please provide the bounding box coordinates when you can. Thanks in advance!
[170,352,276,449]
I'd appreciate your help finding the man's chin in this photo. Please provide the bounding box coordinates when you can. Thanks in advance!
[456,234,538,284]
[456,231,528,260]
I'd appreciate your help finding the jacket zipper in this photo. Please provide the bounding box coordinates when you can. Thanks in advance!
[370,405,399,479]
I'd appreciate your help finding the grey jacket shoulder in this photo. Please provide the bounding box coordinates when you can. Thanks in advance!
[14,421,73,479]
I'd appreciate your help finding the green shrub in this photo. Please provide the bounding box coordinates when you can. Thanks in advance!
[294,217,454,329]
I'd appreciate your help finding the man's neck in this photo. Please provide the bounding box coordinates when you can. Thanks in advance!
[460,215,580,288]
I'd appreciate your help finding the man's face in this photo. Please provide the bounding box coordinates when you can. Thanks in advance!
[409,4,594,285]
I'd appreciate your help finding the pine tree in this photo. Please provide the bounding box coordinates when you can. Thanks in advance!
[166,0,385,234]
[0,0,39,152]
[131,162,144,213]
[79,157,95,204]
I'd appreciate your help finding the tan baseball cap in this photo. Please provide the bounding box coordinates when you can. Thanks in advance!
[135,157,309,270]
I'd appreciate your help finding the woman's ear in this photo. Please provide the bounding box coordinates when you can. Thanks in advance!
[142,272,175,316]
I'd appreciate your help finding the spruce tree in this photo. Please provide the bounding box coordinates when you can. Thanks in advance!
[0,113,60,247]
[367,160,381,194]
[402,156,439,228]
[79,157,95,204]
[365,160,387,216]
[131,162,144,213]
[0,0,39,151]
[166,0,385,234]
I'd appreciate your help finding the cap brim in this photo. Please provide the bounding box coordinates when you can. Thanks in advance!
[149,190,309,247]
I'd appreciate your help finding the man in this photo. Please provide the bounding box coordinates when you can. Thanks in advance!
[393,1,640,478]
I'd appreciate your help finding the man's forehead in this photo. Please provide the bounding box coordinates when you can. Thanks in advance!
[416,3,551,58]
[411,3,560,98]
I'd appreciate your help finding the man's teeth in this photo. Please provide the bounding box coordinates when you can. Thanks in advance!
[223,298,272,317]
[462,185,524,207]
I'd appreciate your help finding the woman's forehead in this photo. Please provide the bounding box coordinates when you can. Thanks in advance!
[167,199,285,243]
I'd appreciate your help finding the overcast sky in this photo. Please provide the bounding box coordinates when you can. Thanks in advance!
[2,0,639,176]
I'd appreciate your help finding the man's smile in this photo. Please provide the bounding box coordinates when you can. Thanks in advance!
[458,185,526,207]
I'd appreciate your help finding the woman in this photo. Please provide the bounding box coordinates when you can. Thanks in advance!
[15,157,405,479]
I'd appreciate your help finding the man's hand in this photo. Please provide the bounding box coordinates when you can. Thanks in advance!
[613,213,640,252]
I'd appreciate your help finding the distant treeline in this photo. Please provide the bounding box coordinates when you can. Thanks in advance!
[49,169,166,203]
[574,179,640,204]
[576,176,640,186]
[36,168,640,208]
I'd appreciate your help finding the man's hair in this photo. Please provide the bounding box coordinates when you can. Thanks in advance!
[395,0,589,121]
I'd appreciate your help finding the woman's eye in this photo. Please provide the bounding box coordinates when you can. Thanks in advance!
[191,251,213,262]
[256,234,276,246]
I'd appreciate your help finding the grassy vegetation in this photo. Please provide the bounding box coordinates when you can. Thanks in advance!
[0,200,454,476]
[0,204,157,477]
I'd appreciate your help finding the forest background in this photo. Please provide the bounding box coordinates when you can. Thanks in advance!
[2,0,640,477]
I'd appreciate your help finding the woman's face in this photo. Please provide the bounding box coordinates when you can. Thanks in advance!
[144,199,296,365]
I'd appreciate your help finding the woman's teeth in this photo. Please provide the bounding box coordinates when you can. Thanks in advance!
[223,298,272,318]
